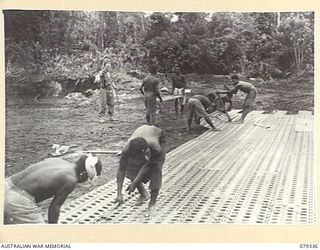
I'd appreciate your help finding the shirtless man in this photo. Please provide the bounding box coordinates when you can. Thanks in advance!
[172,66,186,118]
[139,65,163,125]
[115,125,166,217]
[186,94,219,131]
[4,154,102,224]
[229,75,257,123]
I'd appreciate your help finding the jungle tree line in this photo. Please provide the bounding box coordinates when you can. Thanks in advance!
[4,10,314,79]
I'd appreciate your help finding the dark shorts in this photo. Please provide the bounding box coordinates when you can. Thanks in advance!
[244,89,257,108]
[126,151,165,190]
[188,98,208,118]
[126,157,150,183]
[144,92,157,115]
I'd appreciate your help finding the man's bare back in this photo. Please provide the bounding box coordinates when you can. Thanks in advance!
[127,125,162,153]
[230,75,257,123]
[5,155,102,224]
[116,125,165,217]
[232,81,256,94]
[10,158,77,203]
[141,75,159,94]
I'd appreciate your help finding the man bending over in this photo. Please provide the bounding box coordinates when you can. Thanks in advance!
[4,154,102,224]
[115,125,166,217]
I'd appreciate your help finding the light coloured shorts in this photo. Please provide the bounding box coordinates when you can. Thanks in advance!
[4,178,45,224]
[244,88,257,108]
[173,88,186,105]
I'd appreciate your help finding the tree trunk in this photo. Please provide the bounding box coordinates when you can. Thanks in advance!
[141,15,145,35]
[277,12,281,28]
[293,39,299,70]
[96,12,105,49]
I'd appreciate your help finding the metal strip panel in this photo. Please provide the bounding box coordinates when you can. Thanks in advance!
[59,111,316,224]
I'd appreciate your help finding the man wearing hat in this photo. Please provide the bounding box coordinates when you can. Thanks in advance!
[4,154,102,224]
[94,61,118,121]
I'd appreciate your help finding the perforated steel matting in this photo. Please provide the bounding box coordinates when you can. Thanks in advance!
[59,110,316,224]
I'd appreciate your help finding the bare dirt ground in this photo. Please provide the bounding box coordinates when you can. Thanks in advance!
[4,75,314,206]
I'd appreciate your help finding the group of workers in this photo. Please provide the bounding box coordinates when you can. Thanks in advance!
[138,65,257,129]
[3,63,257,224]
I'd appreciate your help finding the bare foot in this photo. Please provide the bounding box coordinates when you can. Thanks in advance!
[109,117,117,121]
[210,127,220,131]
[135,193,150,206]
[233,120,244,124]
[146,206,157,218]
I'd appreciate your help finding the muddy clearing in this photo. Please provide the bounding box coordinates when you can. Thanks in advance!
[5,76,314,205]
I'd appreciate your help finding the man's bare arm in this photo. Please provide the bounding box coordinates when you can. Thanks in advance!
[116,153,128,200]
[129,163,150,192]
[172,77,176,93]
[216,90,230,95]
[182,77,186,93]
[155,82,163,102]
[48,178,77,223]
[139,82,144,95]
[229,85,240,95]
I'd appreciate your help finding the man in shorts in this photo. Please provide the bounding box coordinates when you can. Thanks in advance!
[186,94,219,131]
[139,65,163,124]
[172,66,186,118]
[229,75,257,123]
[4,154,102,224]
[95,62,118,121]
[115,125,166,217]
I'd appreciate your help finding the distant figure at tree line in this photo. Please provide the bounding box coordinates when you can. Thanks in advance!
[229,74,257,123]
[139,65,163,125]
[171,66,186,118]
[4,154,102,224]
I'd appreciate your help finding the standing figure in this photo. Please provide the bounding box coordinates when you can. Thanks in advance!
[115,125,166,217]
[95,63,118,121]
[172,66,186,118]
[139,65,163,125]
[229,75,257,123]
[4,154,102,224]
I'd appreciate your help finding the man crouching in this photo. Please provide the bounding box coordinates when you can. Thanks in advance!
[115,125,166,217]
[4,154,102,224]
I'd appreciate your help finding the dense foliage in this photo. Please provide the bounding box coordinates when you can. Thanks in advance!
[4,10,314,82]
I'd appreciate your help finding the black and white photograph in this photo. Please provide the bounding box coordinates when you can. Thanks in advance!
[3,9,315,226]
